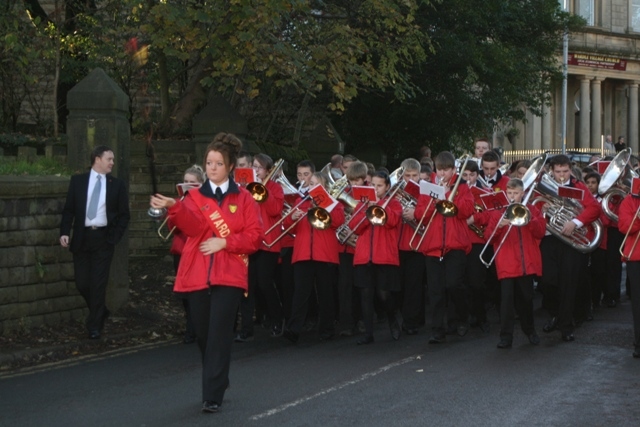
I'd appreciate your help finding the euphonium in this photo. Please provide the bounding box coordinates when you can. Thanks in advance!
[599,148,638,222]
[329,175,359,212]
[531,173,603,254]
[246,158,285,203]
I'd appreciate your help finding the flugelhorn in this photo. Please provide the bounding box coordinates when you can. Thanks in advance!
[409,155,470,251]
[599,148,638,222]
[479,154,547,267]
[246,158,285,203]
[156,183,202,241]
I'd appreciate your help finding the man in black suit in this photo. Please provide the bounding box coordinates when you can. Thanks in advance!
[60,145,130,339]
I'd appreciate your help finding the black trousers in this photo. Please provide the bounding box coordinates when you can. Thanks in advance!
[174,254,195,337]
[399,250,426,329]
[240,250,283,332]
[73,227,114,332]
[500,275,535,341]
[287,260,337,335]
[426,250,467,335]
[606,227,624,302]
[541,235,588,334]
[589,248,607,307]
[277,247,295,320]
[625,262,640,352]
[338,252,361,329]
[466,244,495,324]
[188,286,243,404]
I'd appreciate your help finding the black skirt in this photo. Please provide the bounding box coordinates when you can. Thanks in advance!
[354,263,400,292]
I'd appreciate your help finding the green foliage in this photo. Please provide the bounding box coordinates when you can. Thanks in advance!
[0,156,72,176]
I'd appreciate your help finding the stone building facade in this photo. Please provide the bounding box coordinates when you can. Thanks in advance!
[500,1,640,153]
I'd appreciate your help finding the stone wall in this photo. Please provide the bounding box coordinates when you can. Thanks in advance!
[0,176,85,335]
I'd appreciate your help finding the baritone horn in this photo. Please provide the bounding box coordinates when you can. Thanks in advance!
[156,183,202,241]
[599,148,638,222]
[246,158,285,203]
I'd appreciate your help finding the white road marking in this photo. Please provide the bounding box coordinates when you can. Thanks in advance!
[249,354,421,421]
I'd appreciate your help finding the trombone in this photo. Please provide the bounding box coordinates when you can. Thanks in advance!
[156,183,202,241]
[263,195,333,248]
[246,158,285,203]
[409,155,470,251]
[478,154,547,267]
[619,205,640,261]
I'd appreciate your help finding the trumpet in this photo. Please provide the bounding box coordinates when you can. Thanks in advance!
[620,205,640,261]
[478,154,547,267]
[246,158,285,203]
[409,155,470,251]
[156,183,202,241]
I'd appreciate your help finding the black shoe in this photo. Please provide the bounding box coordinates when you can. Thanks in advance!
[389,320,401,341]
[497,339,512,349]
[479,321,491,334]
[457,323,469,337]
[357,335,374,345]
[319,332,335,341]
[339,327,355,337]
[633,350,640,359]
[445,324,457,335]
[402,326,419,335]
[428,334,446,344]
[561,332,575,342]
[202,401,219,413]
[234,331,254,343]
[607,299,617,308]
[270,320,284,338]
[543,317,558,333]
[283,329,299,344]
[528,333,540,346]
[88,330,101,340]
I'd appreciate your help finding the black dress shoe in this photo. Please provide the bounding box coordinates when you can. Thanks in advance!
[428,334,446,344]
[356,335,374,345]
[479,321,491,334]
[561,332,575,342]
[497,339,512,349]
[457,323,469,337]
[528,333,540,346]
[89,330,101,339]
[607,299,617,308]
[319,332,334,341]
[633,350,640,359]
[543,317,558,333]
[202,401,219,413]
[402,326,419,335]
[389,320,401,341]
[283,329,299,344]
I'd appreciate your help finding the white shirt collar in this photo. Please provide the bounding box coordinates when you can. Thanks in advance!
[209,179,229,194]
[90,168,105,181]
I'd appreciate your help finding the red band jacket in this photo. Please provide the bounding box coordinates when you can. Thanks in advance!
[349,197,402,266]
[618,194,640,261]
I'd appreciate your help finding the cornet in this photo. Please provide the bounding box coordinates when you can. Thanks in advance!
[156,183,202,241]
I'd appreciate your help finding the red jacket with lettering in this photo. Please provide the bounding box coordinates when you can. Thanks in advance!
[167,180,262,293]
[258,180,285,252]
[484,204,546,280]
[349,197,402,266]
[618,194,640,261]
[283,196,345,264]
[413,178,475,257]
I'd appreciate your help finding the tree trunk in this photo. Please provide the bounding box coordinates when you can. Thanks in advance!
[158,58,211,136]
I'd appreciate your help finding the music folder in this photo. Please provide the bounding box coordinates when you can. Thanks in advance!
[308,184,339,212]
[558,186,584,200]
[480,191,510,211]
[351,186,378,203]
[419,181,445,200]
[234,168,256,185]
[176,183,201,197]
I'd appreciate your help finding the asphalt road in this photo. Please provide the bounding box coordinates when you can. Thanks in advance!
[1,296,639,427]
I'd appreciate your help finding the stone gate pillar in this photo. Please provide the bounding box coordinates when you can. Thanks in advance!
[66,68,130,312]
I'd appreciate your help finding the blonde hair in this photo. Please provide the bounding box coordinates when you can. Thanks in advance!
[184,164,205,183]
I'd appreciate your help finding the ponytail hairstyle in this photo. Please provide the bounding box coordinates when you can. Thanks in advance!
[184,164,205,183]
[204,132,243,172]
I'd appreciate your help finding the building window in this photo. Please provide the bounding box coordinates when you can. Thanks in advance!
[632,0,640,31]
[577,0,595,26]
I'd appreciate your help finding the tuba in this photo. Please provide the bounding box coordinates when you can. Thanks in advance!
[531,173,603,253]
[598,148,638,222]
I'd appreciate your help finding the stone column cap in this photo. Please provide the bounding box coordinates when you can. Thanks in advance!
[67,68,129,112]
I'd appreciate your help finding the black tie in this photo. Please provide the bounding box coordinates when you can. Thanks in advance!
[215,187,223,203]
[488,179,496,185]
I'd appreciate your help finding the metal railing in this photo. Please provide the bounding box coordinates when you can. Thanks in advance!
[502,148,619,165]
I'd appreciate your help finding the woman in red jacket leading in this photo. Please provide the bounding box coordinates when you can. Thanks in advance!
[282,172,345,343]
[349,170,402,345]
[150,133,262,414]
[484,178,546,348]
[617,192,640,359]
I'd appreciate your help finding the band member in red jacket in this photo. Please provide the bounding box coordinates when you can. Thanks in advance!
[540,155,601,342]
[413,151,475,344]
[484,178,546,348]
[168,165,205,344]
[350,170,403,345]
[150,133,262,414]
[282,172,345,343]
[236,153,286,342]
[618,191,640,358]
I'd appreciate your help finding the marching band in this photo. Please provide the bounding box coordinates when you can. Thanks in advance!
[150,135,640,413]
